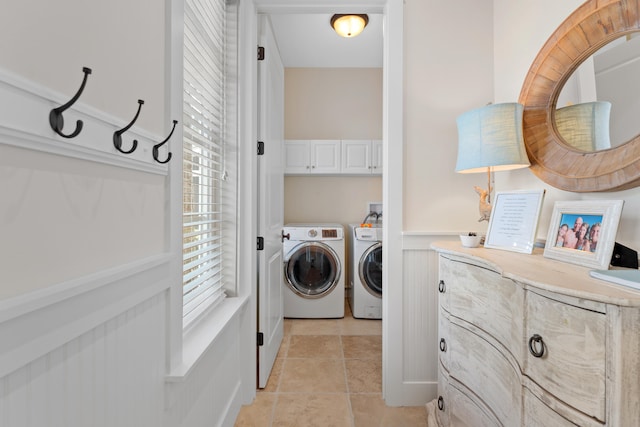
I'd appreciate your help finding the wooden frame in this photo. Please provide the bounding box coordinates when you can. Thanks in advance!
[519,0,640,192]
[543,200,624,269]
[484,190,545,254]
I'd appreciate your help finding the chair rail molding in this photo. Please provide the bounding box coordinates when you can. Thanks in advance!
[0,67,169,175]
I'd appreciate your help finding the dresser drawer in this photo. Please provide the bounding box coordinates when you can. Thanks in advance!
[438,307,451,372]
[524,290,606,422]
[523,389,579,427]
[441,256,524,362]
[436,364,450,427]
[449,322,521,426]
[438,256,452,314]
[437,364,499,427]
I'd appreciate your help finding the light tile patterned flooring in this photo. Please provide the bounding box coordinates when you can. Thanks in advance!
[234,301,427,426]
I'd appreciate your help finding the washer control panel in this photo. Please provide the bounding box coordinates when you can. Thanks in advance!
[283,225,344,241]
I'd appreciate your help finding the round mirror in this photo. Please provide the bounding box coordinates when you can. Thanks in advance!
[556,33,640,151]
[519,0,640,192]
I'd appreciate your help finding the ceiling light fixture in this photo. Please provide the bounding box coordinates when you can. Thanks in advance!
[330,14,369,38]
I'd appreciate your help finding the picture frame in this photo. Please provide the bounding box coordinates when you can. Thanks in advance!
[543,200,624,269]
[484,190,546,254]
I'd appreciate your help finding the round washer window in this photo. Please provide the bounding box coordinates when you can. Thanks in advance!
[284,242,341,298]
[359,243,382,297]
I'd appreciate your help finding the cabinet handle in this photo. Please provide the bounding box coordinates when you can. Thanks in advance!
[438,280,446,293]
[528,334,545,358]
[437,396,444,411]
[439,338,447,352]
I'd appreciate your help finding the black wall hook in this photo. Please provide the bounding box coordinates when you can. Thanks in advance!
[153,120,177,164]
[49,67,92,139]
[113,99,144,154]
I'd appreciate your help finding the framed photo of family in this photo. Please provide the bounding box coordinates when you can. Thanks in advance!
[543,200,624,269]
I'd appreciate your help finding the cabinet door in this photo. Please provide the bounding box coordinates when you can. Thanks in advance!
[310,140,341,174]
[284,140,310,174]
[341,140,371,174]
[371,139,383,174]
[524,290,606,422]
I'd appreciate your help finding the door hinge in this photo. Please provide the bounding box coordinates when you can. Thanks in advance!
[257,141,265,155]
[257,46,265,61]
[257,332,264,346]
[257,236,264,251]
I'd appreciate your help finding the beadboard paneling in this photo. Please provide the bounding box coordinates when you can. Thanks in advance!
[0,293,166,427]
[402,249,439,382]
[398,232,458,403]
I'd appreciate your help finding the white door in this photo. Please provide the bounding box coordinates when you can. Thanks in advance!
[257,14,285,389]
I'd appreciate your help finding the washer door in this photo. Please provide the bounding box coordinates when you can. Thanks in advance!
[284,242,341,298]
[359,242,382,297]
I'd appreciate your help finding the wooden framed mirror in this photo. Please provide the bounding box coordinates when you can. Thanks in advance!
[519,0,640,192]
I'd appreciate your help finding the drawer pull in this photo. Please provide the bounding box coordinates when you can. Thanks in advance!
[438,280,446,293]
[528,334,545,358]
[437,396,445,411]
[439,338,447,352]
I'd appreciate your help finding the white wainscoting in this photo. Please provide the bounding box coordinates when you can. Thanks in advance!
[399,232,458,404]
[164,301,249,427]
[0,255,171,427]
[0,254,250,427]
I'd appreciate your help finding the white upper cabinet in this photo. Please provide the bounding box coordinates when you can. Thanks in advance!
[284,140,341,174]
[285,140,382,175]
[341,140,382,175]
[372,139,383,173]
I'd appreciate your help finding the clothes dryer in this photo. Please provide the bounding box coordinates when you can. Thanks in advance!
[282,224,345,318]
[348,224,382,319]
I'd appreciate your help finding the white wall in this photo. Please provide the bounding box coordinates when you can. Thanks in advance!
[403,0,640,252]
[403,0,494,233]
[283,68,383,228]
[0,0,166,134]
[0,0,253,425]
[492,0,640,250]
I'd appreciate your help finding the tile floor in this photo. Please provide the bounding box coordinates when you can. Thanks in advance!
[234,301,428,426]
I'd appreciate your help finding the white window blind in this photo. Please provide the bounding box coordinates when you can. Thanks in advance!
[182,0,230,325]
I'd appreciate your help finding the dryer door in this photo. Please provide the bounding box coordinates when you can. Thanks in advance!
[284,242,341,298]
[359,243,382,297]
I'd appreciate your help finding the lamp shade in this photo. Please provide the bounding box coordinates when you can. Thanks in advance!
[331,14,368,38]
[455,103,530,174]
[555,101,611,151]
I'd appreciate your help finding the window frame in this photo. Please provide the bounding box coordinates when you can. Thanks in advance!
[181,0,240,329]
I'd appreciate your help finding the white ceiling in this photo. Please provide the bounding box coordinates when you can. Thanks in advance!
[268,13,383,68]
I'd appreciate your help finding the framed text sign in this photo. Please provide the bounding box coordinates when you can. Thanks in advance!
[484,190,546,254]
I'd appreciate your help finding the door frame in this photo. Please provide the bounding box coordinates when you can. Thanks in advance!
[247,0,405,405]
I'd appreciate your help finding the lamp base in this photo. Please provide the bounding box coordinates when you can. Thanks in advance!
[473,186,492,222]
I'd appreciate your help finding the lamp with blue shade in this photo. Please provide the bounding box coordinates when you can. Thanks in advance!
[456,103,530,221]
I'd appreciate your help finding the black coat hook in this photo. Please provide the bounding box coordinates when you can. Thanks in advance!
[113,99,144,154]
[153,120,177,164]
[49,67,92,139]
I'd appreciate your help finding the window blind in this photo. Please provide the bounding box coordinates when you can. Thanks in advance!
[183,0,228,325]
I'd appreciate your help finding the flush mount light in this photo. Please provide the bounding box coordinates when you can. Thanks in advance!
[330,14,369,38]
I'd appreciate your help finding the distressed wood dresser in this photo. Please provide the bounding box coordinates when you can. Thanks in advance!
[431,241,640,426]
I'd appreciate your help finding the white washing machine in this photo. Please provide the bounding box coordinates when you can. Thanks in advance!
[348,224,382,319]
[282,224,345,318]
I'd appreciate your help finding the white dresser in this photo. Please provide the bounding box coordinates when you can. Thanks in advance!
[430,241,640,426]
